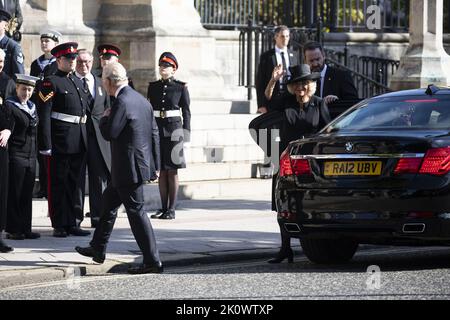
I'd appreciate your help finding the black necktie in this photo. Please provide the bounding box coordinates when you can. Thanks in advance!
[83,78,94,111]
[280,52,287,87]
[316,77,322,97]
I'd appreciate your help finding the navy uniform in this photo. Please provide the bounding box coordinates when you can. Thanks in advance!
[37,42,90,238]
[5,75,41,240]
[31,29,61,199]
[0,93,13,252]
[147,54,191,170]
[0,0,23,41]
[0,10,24,78]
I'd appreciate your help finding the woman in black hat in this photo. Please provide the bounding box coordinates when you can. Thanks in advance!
[268,64,331,263]
[147,52,191,220]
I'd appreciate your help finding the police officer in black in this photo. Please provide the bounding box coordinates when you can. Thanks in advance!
[37,42,91,238]
[147,52,191,220]
[0,9,24,78]
[5,74,41,240]
[0,89,13,252]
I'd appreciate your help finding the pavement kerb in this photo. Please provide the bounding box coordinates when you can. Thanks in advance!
[0,248,287,290]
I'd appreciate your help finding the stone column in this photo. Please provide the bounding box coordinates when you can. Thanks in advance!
[390,0,450,90]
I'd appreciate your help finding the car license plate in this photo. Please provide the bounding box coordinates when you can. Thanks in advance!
[324,161,382,176]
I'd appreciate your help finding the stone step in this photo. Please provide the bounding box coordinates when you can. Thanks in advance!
[178,162,259,182]
[31,178,273,217]
[185,144,264,164]
[188,128,259,148]
[190,99,257,115]
[190,114,258,130]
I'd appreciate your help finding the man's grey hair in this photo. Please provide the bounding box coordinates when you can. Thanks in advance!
[77,49,93,58]
[102,62,128,85]
[0,49,6,60]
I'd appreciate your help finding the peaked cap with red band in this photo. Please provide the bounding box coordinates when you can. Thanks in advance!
[51,42,79,59]
[159,52,178,69]
[98,44,121,58]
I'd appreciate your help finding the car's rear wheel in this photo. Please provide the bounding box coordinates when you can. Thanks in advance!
[300,238,358,264]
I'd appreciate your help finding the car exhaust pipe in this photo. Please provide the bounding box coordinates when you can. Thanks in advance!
[284,223,301,233]
[402,223,426,234]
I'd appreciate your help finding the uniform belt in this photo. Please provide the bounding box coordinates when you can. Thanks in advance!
[154,110,181,119]
[51,112,87,124]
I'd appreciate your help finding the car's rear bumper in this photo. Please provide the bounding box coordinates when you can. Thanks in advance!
[275,187,450,244]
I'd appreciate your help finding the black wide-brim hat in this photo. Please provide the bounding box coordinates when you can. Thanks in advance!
[287,64,321,84]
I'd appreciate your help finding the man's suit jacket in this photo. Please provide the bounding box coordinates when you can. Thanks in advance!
[318,65,359,101]
[87,75,111,172]
[99,86,160,188]
[256,48,299,111]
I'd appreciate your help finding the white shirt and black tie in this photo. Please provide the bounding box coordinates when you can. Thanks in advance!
[275,46,291,91]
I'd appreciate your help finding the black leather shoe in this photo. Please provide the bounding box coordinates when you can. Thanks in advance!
[6,233,25,240]
[150,209,165,219]
[128,262,163,274]
[75,246,105,264]
[0,240,13,253]
[24,232,41,239]
[159,209,175,220]
[53,228,68,238]
[267,248,294,264]
[67,227,91,237]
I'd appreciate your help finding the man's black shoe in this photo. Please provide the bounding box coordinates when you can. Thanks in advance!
[159,209,175,220]
[6,233,25,240]
[24,232,41,239]
[75,246,105,264]
[67,227,91,237]
[128,262,163,274]
[53,228,68,238]
[150,209,165,219]
[0,240,13,253]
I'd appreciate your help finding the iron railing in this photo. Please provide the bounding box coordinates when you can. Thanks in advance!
[194,0,412,32]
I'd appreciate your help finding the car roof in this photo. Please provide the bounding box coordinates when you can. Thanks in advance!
[375,87,450,99]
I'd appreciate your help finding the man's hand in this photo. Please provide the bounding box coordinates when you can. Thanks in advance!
[271,64,285,82]
[0,129,11,147]
[257,107,268,114]
[103,108,111,117]
[324,95,339,105]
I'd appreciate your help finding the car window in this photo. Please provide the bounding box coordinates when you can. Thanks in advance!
[323,95,450,132]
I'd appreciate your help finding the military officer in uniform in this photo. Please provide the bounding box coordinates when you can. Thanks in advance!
[37,42,91,238]
[5,74,41,240]
[75,49,111,228]
[0,84,13,252]
[147,52,191,220]
[0,9,24,78]
[31,29,61,199]
[96,44,134,91]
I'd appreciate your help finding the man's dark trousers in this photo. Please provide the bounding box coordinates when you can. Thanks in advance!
[90,183,160,266]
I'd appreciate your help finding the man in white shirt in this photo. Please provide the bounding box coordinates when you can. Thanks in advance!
[75,49,111,228]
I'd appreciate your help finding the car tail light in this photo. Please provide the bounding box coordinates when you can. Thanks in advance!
[279,150,293,177]
[279,150,312,177]
[419,147,450,176]
[394,158,422,175]
[292,159,312,175]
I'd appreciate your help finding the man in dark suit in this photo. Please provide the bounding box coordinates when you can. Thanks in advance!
[0,0,22,41]
[75,62,163,274]
[303,41,358,104]
[0,10,23,78]
[255,25,299,114]
[37,42,91,238]
[75,49,111,228]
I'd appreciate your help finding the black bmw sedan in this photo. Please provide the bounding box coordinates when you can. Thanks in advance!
[275,86,450,264]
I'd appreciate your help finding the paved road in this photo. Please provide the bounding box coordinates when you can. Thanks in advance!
[2,246,450,300]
